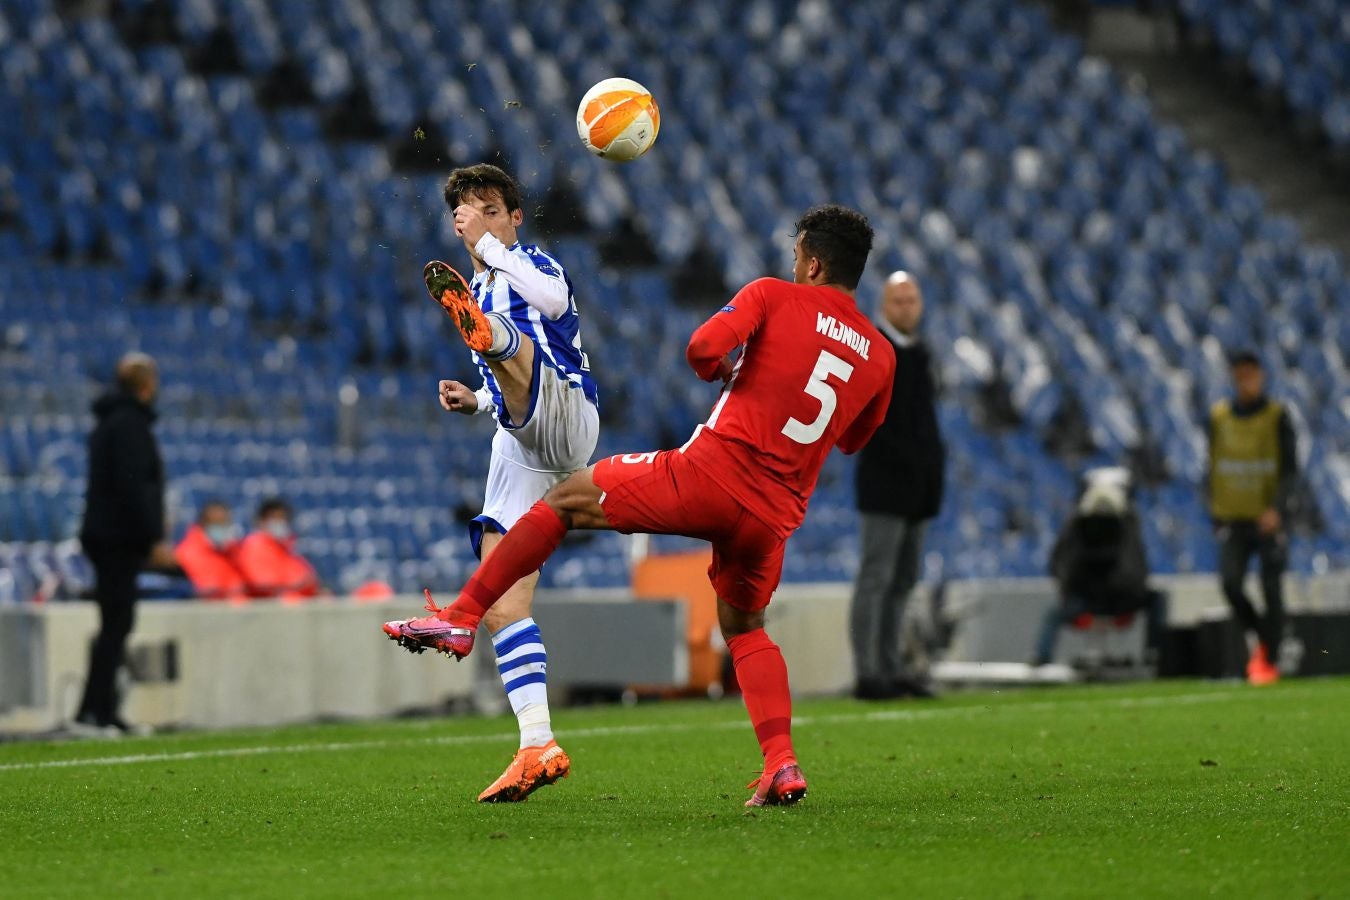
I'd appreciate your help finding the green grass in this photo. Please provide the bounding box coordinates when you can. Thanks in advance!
[3,678,1348,899]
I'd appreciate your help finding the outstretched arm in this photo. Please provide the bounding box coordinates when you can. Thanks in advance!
[474,233,570,319]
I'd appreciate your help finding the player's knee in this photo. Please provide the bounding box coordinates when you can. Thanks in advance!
[540,468,605,530]
[542,481,587,529]
[717,600,764,639]
[541,490,575,527]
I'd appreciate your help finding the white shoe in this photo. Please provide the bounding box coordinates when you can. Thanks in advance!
[67,718,122,740]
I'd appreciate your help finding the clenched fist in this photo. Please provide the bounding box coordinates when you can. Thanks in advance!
[438,379,478,414]
[453,204,489,247]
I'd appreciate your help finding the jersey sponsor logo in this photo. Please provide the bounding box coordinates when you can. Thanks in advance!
[719,305,736,313]
[814,312,871,361]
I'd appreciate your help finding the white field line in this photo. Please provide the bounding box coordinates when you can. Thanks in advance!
[0,687,1313,773]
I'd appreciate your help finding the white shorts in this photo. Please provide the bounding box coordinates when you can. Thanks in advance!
[471,365,599,555]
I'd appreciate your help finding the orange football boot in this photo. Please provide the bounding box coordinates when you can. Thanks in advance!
[1246,643,1280,685]
[423,260,493,353]
[477,740,571,803]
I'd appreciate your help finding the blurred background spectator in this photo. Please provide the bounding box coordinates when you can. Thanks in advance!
[1207,351,1296,685]
[174,499,247,599]
[1034,467,1155,668]
[850,271,945,700]
[236,497,321,599]
[73,352,169,735]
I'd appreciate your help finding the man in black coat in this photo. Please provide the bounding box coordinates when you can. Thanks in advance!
[74,352,166,734]
[849,272,945,699]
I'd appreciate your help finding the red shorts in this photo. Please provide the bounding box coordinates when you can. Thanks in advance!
[592,449,786,612]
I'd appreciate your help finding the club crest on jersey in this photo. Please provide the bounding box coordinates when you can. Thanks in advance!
[815,312,871,360]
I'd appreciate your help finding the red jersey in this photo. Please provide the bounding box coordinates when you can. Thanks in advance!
[681,277,895,536]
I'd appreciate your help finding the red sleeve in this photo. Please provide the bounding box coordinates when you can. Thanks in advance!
[838,367,894,456]
[685,280,772,381]
[234,534,271,596]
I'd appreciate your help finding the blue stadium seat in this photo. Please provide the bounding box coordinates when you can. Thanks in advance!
[0,0,1343,591]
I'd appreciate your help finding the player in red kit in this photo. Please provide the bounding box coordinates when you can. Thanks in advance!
[384,205,895,806]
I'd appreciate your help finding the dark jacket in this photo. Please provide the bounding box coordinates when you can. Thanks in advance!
[854,332,945,519]
[80,390,165,554]
[1050,511,1149,615]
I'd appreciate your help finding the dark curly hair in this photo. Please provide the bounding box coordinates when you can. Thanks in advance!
[793,205,874,290]
[443,163,523,213]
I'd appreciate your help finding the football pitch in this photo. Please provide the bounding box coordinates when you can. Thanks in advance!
[3,678,1347,899]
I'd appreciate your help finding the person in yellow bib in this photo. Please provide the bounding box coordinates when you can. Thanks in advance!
[1206,351,1298,685]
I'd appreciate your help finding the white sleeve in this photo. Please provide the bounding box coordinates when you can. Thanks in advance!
[472,384,496,417]
[475,233,571,320]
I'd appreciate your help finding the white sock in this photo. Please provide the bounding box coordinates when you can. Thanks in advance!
[492,617,554,749]
[483,312,522,361]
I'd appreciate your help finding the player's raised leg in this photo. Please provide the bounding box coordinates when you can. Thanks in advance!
[424,260,537,427]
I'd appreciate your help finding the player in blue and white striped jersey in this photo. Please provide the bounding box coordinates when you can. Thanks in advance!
[419,164,599,801]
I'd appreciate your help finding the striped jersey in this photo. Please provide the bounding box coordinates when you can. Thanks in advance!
[468,237,599,419]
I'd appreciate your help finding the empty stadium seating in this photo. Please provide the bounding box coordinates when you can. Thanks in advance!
[1179,0,1350,150]
[0,0,1345,604]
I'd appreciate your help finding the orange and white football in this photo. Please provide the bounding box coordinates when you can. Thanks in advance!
[576,77,660,162]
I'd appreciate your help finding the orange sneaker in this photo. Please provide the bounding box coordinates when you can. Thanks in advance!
[744,762,808,808]
[423,260,493,353]
[477,740,571,803]
[1247,644,1280,685]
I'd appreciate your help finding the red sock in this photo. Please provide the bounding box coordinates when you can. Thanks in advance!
[436,501,567,628]
[727,628,795,772]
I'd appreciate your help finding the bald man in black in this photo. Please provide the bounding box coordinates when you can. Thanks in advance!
[74,353,166,735]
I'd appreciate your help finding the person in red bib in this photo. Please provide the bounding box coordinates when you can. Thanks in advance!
[236,497,320,599]
[385,205,895,807]
[174,501,247,600]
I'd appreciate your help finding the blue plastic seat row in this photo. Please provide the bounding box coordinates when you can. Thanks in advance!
[0,0,1344,592]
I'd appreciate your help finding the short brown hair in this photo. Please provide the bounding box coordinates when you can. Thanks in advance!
[443,163,522,213]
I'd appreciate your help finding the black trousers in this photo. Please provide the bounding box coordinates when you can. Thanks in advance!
[1217,521,1286,654]
[77,545,144,724]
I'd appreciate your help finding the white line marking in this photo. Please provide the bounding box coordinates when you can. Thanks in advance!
[0,687,1310,773]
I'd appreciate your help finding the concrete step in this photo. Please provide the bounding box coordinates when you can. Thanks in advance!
[1081,7,1350,258]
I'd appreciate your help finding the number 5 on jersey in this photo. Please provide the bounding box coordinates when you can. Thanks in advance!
[781,350,855,445]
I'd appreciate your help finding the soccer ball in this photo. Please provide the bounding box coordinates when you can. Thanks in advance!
[576,77,660,162]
